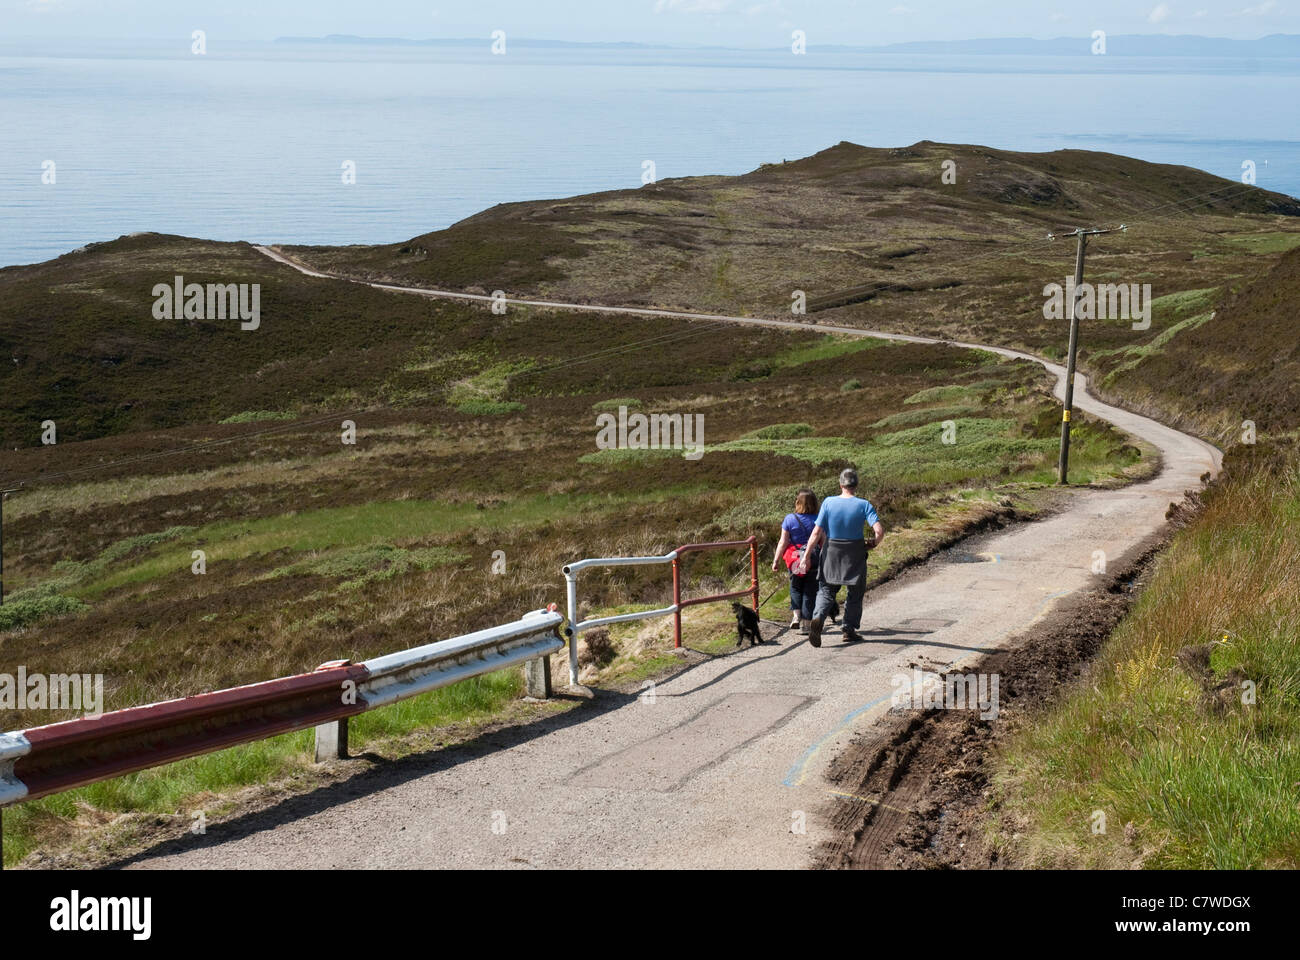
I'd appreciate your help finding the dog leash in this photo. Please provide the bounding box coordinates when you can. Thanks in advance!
[759,582,786,609]
[756,542,812,611]
[717,542,804,615]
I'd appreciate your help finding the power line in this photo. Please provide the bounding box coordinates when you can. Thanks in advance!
[1101,177,1296,233]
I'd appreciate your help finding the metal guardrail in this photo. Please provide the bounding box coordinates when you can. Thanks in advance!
[0,609,567,810]
[562,536,758,688]
[1,532,762,828]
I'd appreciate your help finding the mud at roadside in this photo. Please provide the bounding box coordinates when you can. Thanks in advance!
[814,497,1196,870]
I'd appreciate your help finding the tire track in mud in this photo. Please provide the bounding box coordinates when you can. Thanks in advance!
[814,531,1176,869]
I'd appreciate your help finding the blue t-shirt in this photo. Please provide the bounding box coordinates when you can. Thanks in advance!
[781,512,816,545]
[814,496,880,540]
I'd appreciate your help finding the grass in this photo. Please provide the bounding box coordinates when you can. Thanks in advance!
[2,456,337,524]
[577,447,689,465]
[903,384,980,405]
[993,442,1300,868]
[447,359,535,414]
[263,544,468,590]
[714,415,1128,488]
[1085,250,1300,443]
[592,398,643,412]
[2,525,197,625]
[742,423,814,440]
[1224,232,1300,255]
[75,492,699,598]
[767,334,889,369]
[869,404,980,430]
[218,410,297,424]
[454,400,526,415]
[1097,310,1216,384]
[0,592,86,631]
[731,335,889,381]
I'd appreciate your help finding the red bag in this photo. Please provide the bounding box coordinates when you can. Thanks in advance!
[784,542,811,571]
[784,514,817,571]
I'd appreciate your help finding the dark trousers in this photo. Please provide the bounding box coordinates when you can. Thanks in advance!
[815,579,866,631]
[788,572,818,620]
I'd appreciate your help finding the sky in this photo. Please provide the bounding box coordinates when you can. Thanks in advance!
[2,0,1296,47]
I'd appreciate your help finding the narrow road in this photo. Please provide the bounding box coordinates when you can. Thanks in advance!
[123,247,1221,869]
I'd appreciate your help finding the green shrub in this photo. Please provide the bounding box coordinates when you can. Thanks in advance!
[0,593,86,631]
[592,398,643,412]
[903,384,975,405]
[454,400,525,415]
[266,544,467,590]
[577,447,684,465]
[743,423,814,440]
[219,410,296,424]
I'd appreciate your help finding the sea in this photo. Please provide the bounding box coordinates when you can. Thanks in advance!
[1,40,1298,268]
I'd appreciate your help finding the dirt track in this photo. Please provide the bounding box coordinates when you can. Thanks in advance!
[111,251,1221,869]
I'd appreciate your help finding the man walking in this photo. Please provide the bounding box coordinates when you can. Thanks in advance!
[794,468,884,647]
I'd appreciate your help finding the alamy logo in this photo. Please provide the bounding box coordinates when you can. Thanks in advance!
[0,668,103,717]
[595,405,704,460]
[1043,277,1152,330]
[152,275,260,330]
[50,891,151,940]
[890,668,999,720]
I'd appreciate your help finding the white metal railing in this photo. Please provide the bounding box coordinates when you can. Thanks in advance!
[563,553,680,688]
[359,607,566,709]
[562,537,758,688]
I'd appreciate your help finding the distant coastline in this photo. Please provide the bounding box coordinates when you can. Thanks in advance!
[274,32,1300,57]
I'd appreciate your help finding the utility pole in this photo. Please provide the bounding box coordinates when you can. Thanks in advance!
[1048,225,1125,484]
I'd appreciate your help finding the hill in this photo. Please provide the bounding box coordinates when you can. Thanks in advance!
[0,235,483,446]
[285,140,1300,445]
[4,142,1297,451]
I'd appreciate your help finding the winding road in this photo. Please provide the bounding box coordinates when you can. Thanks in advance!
[122,247,1221,869]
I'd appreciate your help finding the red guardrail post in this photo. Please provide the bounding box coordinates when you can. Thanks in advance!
[670,536,760,648]
[672,556,682,649]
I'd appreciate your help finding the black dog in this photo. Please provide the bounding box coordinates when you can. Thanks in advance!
[826,597,840,625]
[732,602,763,647]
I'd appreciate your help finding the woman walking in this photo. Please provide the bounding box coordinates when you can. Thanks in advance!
[771,488,820,634]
